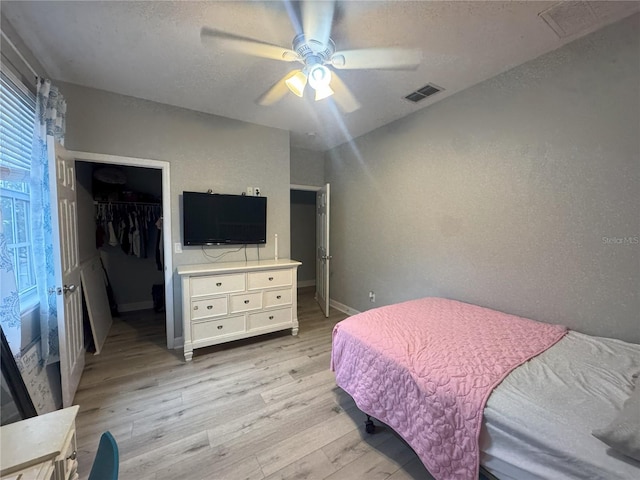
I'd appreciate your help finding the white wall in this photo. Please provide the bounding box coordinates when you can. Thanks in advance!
[326,14,640,343]
[58,83,291,339]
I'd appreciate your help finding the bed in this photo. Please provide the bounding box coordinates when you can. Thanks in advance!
[330,297,640,480]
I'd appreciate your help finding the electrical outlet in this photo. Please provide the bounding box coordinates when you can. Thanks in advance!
[254,187,261,196]
[369,291,375,302]
[174,242,183,253]
[246,187,254,196]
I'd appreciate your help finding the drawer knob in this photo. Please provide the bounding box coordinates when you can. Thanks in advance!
[268,277,274,281]
[244,299,250,304]
[207,305,213,310]
[193,306,199,310]
[276,295,282,299]
[216,282,222,287]
[217,325,223,330]
[269,315,274,320]
[67,450,77,461]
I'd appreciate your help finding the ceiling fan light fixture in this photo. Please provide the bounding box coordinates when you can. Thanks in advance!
[331,54,345,67]
[285,71,308,97]
[308,64,331,89]
[314,84,334,101]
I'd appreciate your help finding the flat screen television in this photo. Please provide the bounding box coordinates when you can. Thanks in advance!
[183,191,267,245]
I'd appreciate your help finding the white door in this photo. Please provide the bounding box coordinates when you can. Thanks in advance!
[51,143,84,407]
[315,183,330,317]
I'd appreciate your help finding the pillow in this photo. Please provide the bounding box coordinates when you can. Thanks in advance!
[592,373,640,462]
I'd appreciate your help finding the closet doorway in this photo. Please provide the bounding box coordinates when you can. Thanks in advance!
[290,186,319,291]
[71,151,175,348]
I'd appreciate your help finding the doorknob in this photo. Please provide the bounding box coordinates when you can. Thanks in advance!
[57,284,77,295]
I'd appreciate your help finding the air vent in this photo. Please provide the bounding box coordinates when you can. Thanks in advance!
[404,83,443,103]
[539,1,640,39]
[539,1,598,38]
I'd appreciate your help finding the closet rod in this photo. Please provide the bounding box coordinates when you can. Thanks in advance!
[94,200,161,206]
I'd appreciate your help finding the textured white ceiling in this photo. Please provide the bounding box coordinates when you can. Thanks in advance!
[3,1,638,151]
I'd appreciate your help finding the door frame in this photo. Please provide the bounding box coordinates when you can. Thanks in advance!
[290,184,321,192]
[68,150,175,348]
[290,183,330,315]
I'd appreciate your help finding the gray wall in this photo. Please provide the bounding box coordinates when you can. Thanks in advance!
[326,15,640,343]
[291,147,325,186]
[291,190,316,285]
[58,83,291,339]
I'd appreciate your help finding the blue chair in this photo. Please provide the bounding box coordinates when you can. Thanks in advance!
[88,431,119,480]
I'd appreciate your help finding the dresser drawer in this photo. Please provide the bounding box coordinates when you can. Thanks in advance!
[263,288,292,308]
[191,297,227,320]
[192,315,245,340]
[58,425,77,480]
[229,292,262,313]
[248,307,292,330]
[191,273,245,297]
[2,462,54,480]
[248,269,292,290]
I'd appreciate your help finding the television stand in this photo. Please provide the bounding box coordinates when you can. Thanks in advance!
[177,259,301,361]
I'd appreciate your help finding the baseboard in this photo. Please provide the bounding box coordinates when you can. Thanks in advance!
[173,336,184,349]
[298,279,316,288]
[329,299,361,316]
[119,301,154,312]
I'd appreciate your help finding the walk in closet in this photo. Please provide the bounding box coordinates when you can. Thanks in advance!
[76,162,166,346]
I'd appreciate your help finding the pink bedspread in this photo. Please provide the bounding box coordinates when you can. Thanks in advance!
[331,297,566,480]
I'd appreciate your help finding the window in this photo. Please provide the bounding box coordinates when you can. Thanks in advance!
[0,68,37,308]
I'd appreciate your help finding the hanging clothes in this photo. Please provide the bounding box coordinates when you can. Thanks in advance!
[94,201,162,259]
[132,212,141,257]
[107,220,118,247]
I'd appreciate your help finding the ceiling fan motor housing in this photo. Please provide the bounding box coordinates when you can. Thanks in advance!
[292,33,335,66]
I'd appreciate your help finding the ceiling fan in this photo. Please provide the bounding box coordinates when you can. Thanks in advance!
[200,0,422,113]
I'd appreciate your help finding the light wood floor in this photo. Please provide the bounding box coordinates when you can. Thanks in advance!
[74,288,434,479]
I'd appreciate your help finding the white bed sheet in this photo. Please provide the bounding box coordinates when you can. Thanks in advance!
[479,331,640,480]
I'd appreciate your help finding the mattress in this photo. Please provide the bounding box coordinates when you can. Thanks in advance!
[331,297,566,480]
[480,331,640,480]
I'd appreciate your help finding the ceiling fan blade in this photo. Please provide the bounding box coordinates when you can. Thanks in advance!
[301,0,335,49]
[257,70,301,106]
[331,48,422,70]
[201,27,301,62]
[330,72,361,113]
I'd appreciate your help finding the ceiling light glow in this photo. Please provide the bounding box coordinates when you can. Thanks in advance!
[285,71,307,97]
[314,84,334,101]
[308,65,331,89]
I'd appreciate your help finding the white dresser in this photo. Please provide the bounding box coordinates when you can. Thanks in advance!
[0,406,79,480]
[178,259,301,361]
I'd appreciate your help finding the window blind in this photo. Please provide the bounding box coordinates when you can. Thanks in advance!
[0,68,35,182]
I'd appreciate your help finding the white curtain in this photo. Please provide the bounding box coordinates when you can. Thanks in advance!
[31,78,66,364]
[0,216,22,355]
